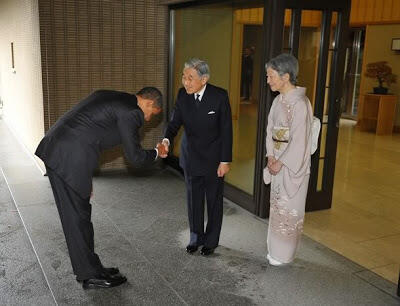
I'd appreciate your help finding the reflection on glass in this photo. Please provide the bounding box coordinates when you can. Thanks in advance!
[326,51,333,87]
[172,3,263,195]
[283,9,292,51]
[319,124,327,158]
[317,159,324,191]
[323,87,329,123]
[342,28,364,118]
[172,4,234,157]
[226,20,263,195]
[329,12,338,51]
[296,10,340,194]
[297,10,322,107]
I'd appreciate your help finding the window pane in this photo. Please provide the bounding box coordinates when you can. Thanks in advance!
[172,4,235,157]
[172,3,263,195]
[297,10,322,108]
[319,123,328,158]
[317,159,324,191]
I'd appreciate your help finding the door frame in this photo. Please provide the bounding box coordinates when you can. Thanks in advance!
[166,0,351,217]
[257,0,351,216]
[166,0,265,215]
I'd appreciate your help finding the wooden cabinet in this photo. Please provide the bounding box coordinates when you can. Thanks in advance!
[358,94,397,135]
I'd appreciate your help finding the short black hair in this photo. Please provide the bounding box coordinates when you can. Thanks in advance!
[136,87,163,108]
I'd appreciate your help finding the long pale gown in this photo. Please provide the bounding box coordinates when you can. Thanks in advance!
[264,87,313,264]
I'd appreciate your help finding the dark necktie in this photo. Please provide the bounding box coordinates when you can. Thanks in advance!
[195,94,200,107]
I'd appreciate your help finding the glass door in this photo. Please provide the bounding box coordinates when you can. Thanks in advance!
[168,1,265,214]
[167,0,351,216]
[257,0,351,216]
[342,28,365,119]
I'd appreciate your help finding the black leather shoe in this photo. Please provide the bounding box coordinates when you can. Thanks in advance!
[76,267,120,282]
[200,247,215,256]
[186,244,199,253]
[103,266,120,275]
[82,273,127,289]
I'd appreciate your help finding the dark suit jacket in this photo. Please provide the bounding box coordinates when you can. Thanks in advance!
[35,90,156,198]
[165,84,232,176]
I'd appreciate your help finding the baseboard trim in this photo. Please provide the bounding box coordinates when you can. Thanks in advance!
[2,116,46,175]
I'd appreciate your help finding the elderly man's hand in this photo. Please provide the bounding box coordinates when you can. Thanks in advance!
[217,163,230,177]
[156,142,169,158]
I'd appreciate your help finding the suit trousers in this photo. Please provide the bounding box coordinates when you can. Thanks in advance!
[184,171,224,248]
[46,167,103,280]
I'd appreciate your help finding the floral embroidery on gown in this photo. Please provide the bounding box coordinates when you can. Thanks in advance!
[265,87,312,264]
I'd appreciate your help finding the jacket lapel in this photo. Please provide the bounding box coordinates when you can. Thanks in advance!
[199,84,211,109]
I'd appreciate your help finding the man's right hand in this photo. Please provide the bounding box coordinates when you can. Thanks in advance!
[156,142,169,158]
[162,139,170,157]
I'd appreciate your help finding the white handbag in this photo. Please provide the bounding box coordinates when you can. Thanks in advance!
[311,116,321,155]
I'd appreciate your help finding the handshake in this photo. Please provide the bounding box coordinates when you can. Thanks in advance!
[156,139,169,159]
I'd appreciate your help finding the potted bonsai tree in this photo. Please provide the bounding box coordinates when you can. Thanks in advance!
[364,61,397,94]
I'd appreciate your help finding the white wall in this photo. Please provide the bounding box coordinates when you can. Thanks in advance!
[0,0,45,170]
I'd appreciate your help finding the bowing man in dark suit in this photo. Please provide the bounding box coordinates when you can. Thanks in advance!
[35,87,164,289]
[162,58,233,256]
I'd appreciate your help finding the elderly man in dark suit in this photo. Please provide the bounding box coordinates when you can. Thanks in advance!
[35,87,164,289]
[162,58,233,256]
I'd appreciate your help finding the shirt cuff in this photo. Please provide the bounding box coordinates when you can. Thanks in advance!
[221,162,229,164]
[162,138,170,146]
[154,148,158,160]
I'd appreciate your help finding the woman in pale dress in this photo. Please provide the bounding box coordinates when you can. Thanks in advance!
[264,53,313,266]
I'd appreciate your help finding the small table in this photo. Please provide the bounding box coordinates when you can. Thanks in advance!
[358,94,397,135]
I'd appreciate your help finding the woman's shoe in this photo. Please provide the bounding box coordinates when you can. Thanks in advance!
[267,254,284,266]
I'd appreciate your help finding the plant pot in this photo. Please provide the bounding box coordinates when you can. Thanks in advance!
[373,86,388,94]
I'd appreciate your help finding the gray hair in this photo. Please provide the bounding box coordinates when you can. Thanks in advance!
[265,53,298,84]
[184,58,210,79]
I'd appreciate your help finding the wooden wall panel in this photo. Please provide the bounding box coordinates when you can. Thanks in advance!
[234,0,400,26]
[39,0,168,171]
[350,0,360,22]
[382,0,393,22]
[364,0,374,22]
[351,0,400,24]
[392,0,400,20]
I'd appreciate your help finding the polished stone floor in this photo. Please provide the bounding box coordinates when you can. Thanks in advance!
[0,117,399,305]
[305,119,400,284]
[226,101,400,285]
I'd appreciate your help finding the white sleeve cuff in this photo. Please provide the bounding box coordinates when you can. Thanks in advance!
[162,138,170,146]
